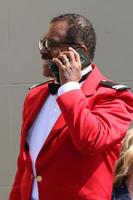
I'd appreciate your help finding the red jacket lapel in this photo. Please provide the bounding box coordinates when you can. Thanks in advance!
[21,82,50,149]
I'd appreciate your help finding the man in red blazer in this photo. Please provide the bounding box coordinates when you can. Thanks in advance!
[9,13,133,200]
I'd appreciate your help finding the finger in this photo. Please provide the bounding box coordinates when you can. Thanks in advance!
[68,47,80,62]
[58,54,69,63]
[62,51,75,62]
[52,58,66,70]
[57,54,71,67]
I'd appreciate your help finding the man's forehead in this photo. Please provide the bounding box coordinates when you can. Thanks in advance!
[43,21,68,41]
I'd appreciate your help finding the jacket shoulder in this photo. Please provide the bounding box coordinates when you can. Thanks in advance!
[29,79,53,90]
[100,80,130,91]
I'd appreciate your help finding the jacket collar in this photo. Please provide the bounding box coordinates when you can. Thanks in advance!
[81,64,106,96]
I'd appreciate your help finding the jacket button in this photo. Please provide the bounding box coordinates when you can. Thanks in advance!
[36,175,43,182]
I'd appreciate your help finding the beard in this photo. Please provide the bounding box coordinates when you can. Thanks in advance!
[42,60,54,78]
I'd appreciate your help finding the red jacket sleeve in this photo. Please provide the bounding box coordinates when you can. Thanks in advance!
[57,88,133,154]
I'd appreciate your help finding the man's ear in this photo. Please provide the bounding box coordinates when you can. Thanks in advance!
[79,45,88,52]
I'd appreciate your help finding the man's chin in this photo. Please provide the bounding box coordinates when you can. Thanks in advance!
[42,67,54,78]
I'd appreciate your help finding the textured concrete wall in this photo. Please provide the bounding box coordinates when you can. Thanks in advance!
[0,0,133,199]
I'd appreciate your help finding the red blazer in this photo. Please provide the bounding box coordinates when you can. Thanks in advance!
[9,65,133,200]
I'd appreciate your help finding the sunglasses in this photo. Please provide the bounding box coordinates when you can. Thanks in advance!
[39,38,82,51]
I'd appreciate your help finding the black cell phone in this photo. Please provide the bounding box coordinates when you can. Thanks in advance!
[48,47,90,82]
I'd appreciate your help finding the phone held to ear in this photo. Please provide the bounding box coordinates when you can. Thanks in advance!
[48,48,91,83]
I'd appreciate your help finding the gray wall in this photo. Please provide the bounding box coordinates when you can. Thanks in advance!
[0,0,133,199]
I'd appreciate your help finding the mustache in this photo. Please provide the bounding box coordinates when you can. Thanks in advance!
[41,53,52,60]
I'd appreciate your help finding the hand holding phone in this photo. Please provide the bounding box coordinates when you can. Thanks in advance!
[49,48,90,83]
